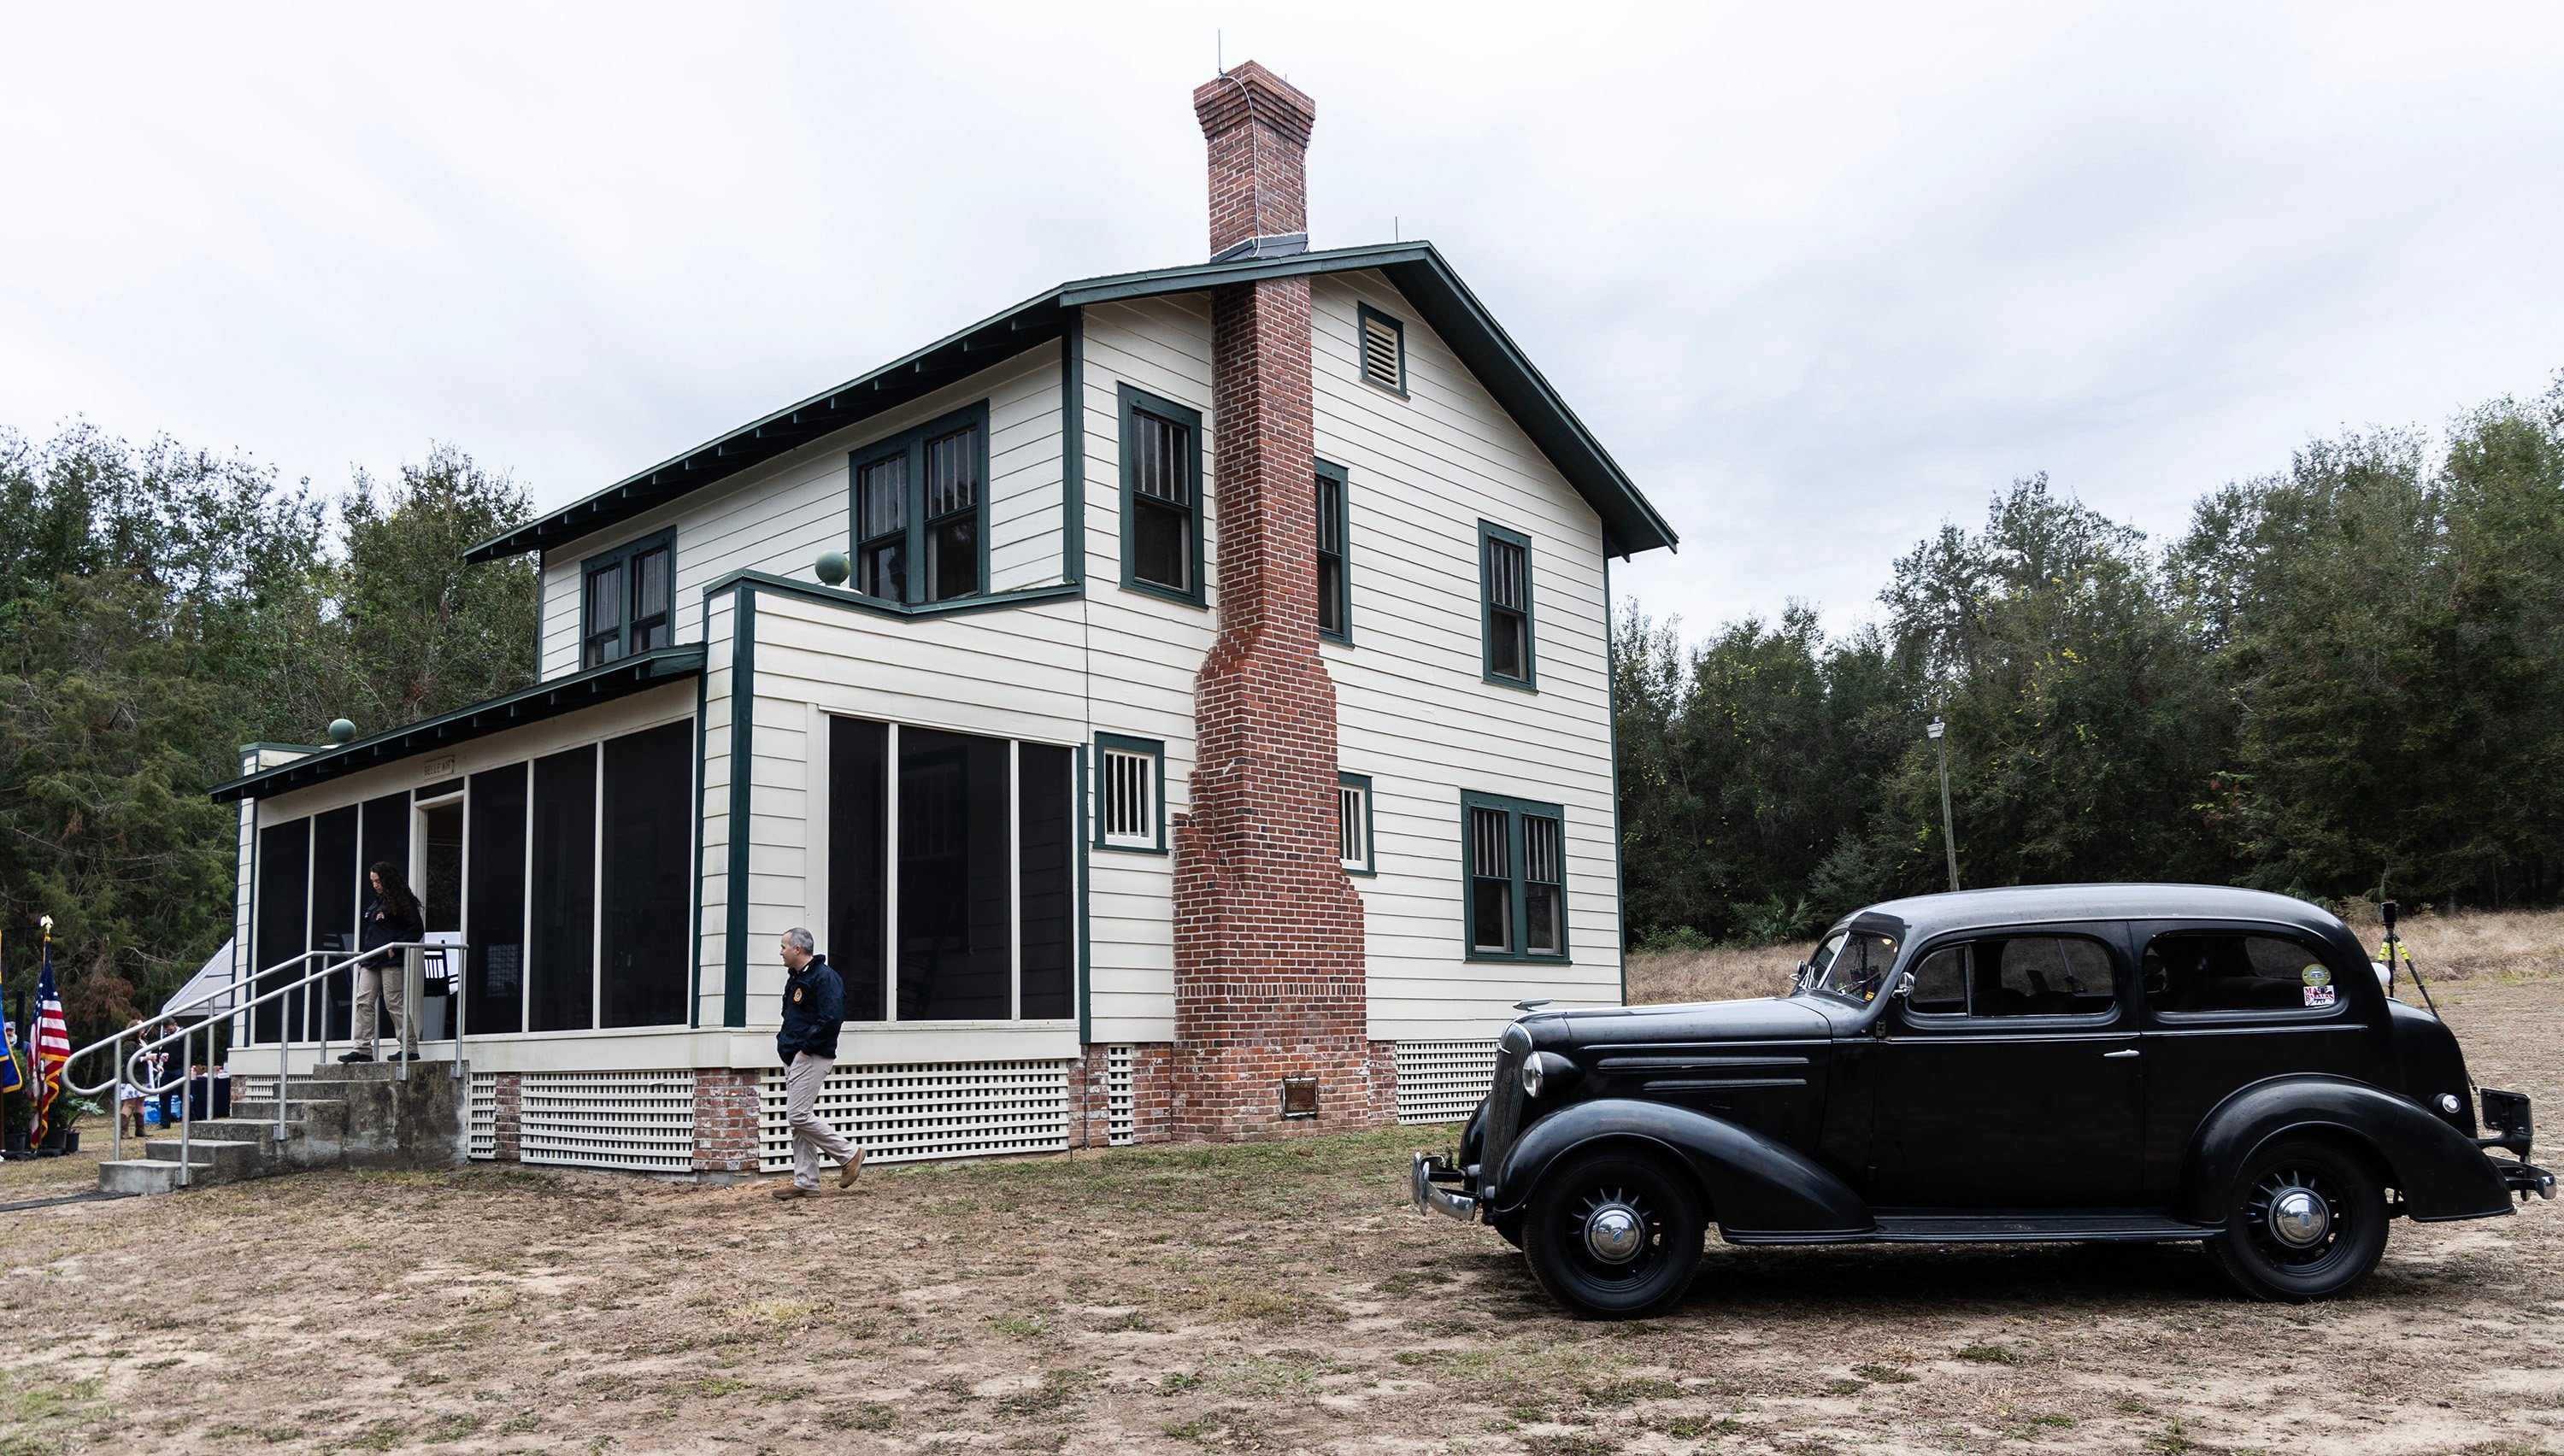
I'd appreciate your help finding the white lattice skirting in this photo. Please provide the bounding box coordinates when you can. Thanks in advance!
[467,1071,498,1160]
[1106,1045,1136,1147]
[1396,1040,1499,1124]
[520,1070,696,1173]
[760,1060,1073,1171]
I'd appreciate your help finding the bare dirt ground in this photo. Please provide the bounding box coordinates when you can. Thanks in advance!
[4,946,2561,1453]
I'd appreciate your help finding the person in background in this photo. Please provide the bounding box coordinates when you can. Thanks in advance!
[342,861,425,1063]
[154,1020,185,1127]
[773,927,863,1200]
[118,1019,150,1139]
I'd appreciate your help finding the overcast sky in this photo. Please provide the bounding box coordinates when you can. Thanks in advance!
[5,3,2560,638]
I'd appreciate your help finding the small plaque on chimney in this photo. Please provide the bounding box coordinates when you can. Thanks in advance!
[1279,1077,1320,1119]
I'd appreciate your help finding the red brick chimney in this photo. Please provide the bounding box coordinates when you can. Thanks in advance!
[1191,62,1314,261]
[1170,64,1379,1138]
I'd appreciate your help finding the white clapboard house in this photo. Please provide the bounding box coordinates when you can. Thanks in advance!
[211,62,1676,1177]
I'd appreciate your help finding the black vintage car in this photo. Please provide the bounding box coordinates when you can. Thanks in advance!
[1413,885,2555,1318]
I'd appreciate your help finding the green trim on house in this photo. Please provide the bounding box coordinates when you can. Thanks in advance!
[1315,457,1352,646]
[579,526,677,668]
[1479,520,1538,692]
[209,649,706,803]
[1338,771,1377,877]
[1355,302,1409,399]
[1061,312,1085,586]
[1116,384,1208,608]
[846,400,994,607]
[463,241,1674,567]
[1074,742,1092,1045]
[698,568,1079,620]
[721,587,756,1028]
[1092,731,1169,854]
[1459,789,1572,966]
[689,592,713,1030]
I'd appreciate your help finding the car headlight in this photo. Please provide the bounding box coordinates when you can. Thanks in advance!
[2438,1093,2462,1115]
[1520,1053,1574,1100]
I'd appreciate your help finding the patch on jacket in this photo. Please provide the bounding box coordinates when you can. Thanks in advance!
[791,987,803,1003]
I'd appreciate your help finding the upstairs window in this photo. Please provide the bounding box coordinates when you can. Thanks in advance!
[1358,303,1408,396]
[1338,772,1374,875]
[1095,733,1166,853]
[1462,791,1567,961]
[1480,521,1536,689]
[1315,460,1350,643]
[1120,385,1205,605]
[847,403,988,606]
[580,530,674,669]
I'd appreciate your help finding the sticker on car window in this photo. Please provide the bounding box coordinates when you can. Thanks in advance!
[2302,965,2335,1008]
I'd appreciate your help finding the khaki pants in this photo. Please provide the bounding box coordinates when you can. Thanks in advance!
[352,956,410,1056]
[785,1052,860,1190]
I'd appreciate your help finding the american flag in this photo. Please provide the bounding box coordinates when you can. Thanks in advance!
[26,935,69,1143]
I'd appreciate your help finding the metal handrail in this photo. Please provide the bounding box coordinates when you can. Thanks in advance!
[58,940,463,1185]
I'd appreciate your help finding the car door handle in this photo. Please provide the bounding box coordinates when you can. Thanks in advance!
[2102,1049,2140,1059]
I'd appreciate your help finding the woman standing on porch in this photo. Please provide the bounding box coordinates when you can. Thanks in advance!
[342,862,424,1063]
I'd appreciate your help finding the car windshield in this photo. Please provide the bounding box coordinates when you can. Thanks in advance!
[1802,931,1900,1003]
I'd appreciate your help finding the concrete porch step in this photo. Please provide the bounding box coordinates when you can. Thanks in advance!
[96,1159,185,1195]
[144,1138,264,1178]
[165,1114,312,1144]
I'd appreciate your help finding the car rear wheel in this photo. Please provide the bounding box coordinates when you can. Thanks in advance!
[1522,1148,1704,1318]
[2207,1136,2388,1303]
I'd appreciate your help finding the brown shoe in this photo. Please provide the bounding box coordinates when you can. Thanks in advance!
[837,1147,867,1189]
[771,1184,815,1201]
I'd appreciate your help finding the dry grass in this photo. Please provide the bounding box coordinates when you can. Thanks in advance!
[1628,903,2564,1007]
[4,980,2564,1453]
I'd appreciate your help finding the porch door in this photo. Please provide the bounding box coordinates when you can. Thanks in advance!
[415,796,464,1041]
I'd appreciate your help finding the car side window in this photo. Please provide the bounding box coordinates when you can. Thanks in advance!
[1907,944,1969,1013]
[1903,935,2118,1019]
[2144,931,2341,1014]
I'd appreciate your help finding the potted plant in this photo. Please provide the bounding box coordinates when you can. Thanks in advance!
[38,1095,101,1155]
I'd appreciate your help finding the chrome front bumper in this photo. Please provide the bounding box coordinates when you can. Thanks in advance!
[1411,1153,1477,1224]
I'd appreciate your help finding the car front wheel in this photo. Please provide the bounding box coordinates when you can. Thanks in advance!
[1522,1148,1704,1318]
[2207,1136,2388,1303]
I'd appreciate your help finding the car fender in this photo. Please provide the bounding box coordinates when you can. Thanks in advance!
[2182,1074,2511,1224]
[1490,1097,1873,1237]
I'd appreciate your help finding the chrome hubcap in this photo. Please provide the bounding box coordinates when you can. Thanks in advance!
[2268,1187,2330,1248]
[1585,1203,1644,1264]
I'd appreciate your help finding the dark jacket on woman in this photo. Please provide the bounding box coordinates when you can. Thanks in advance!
[357,894,425,969]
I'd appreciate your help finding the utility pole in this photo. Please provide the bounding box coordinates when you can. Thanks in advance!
[1928,718,1959,892]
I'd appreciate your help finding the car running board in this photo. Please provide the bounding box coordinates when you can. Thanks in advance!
[1728,1213,2223,1247]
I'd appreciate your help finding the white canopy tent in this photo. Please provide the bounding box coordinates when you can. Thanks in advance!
[158,938,239,1020]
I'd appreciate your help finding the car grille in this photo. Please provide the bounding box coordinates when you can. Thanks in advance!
[1479,1030,1529,1180]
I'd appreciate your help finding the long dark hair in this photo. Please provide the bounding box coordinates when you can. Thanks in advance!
[368,861,421,921]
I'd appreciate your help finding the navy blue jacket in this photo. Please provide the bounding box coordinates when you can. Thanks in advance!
[777,954,845,1063]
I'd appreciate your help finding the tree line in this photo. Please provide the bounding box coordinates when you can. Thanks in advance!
[1616,378,2564,948]
[0,424,537,1039]
[7,374,2560,1038]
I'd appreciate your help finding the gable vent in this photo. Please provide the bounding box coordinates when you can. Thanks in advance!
[1361,307,1406,394]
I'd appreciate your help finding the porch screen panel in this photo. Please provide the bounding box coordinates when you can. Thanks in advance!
[465,763,529,1035]
[828,717,888,1022]
[311,805,360,1041]
[897,727,1011,1020]
[529,744,597,1033]
[251,819,309,1044]
[359,792,414,1042]
[359,792,409,895]
[600,720,691,1028]
[1018,743,1073,1019]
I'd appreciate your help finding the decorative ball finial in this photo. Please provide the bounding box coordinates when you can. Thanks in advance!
[814,550,851,587]
[328,719,357,745]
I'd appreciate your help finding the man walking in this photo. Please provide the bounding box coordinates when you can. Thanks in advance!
[775,927,864,1200]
